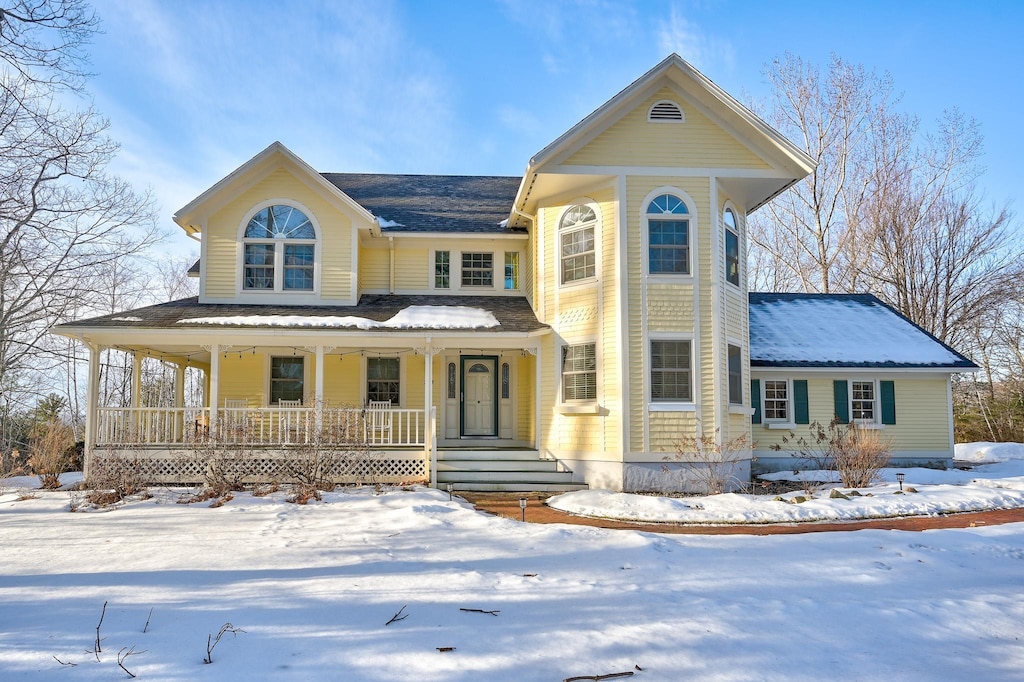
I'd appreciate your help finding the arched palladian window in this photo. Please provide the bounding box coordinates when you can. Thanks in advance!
[559,205,597,284]
[243,205,316,291]
[723,207,739,286]
[646,194,690,275]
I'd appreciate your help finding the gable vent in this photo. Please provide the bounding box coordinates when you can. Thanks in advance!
[648,100,684,122]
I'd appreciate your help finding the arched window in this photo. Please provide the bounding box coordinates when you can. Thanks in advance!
[723,207,739,286]
[646,194,690,275]
[559,204,597,284]
[243,205,316,291]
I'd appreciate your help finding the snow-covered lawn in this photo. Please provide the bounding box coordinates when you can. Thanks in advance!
[0,484,1023,680]
[549,443,1024,525]
[2,444,1024,680]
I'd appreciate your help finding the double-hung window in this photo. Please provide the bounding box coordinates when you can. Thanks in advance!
[851,381,876,422]
[647,194,690,275]
[728,344,743,405]
[562,343,596,402]
[651,340,692,402]
[504,252,519,290]
[764,380,789,421]
[367,358,400,404]
[434,251,450,289]
[270,357,304,404]
[243,205,316,291]
[559,205,597,284]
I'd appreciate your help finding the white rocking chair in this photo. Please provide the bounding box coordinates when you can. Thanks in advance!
[366,400,393,444]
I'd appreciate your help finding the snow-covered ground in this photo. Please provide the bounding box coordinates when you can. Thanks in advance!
[549,443,1024,525]
[2,445,1024,680]
[0,485,1022,681]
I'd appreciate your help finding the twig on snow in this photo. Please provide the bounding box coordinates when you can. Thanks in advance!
[143,607,153,633]
[436,646,456,652]
[93,601,108,661]
[53,655,77,667]
[117,646,146,678]
[459,608,500,616]
[203,623,244,664]
[385,605,409,626]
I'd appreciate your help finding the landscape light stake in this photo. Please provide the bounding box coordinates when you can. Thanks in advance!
[447,483,453,501]
[896,472,905,491]
[520,497,527,522]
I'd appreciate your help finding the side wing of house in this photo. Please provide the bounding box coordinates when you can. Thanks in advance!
[512,54,814,492]
[747,293,978,472]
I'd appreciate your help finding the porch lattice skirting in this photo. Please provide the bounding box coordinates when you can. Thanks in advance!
[90,451,428,486]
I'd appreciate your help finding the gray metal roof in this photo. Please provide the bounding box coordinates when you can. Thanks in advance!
[321,173,523,234]
[54,295,548,334]
[749,293,977,369]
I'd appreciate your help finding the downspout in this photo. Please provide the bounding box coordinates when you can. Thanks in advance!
[388,236,395,294]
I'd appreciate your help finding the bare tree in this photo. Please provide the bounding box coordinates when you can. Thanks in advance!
[0,1,159,450]
[151,253,199,302]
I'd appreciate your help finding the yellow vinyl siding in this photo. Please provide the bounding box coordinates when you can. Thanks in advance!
[323,359,361,407]
[218,353,266,406]
[394,247,429,290]
[751,377,952,453]
[204,168,355,300]
[358,244,389,292]
[565,88,773,170]
[647,284,695,331]
[649,412,696,453]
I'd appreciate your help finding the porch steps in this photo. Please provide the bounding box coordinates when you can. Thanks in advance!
[436,449,588,493]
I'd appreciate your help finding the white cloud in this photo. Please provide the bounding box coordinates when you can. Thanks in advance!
[656,4,736,73]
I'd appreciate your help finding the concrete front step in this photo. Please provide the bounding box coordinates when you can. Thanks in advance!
[447,481,590,493]
[438,459,562,473]
[437,469,577,484]
[437,449,544,462]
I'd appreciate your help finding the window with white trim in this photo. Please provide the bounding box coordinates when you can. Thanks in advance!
[562,343,596,402]
[504,252,519,290]
[367,358,400,404]
[647,194,690,275]
[270,357,304,404]
[724,208,740,287]
[243,205,316,291]
[851,381,876,421]
[434,251,450,289]
[764,380,789,421]
[728,344,742,405]
[559,205,597,284]
[461,252,493,287]
[651,340,692,401]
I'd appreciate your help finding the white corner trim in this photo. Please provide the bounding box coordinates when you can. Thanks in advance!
[764,422,795,430]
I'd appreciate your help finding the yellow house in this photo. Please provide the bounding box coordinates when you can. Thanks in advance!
[53,55,975,492]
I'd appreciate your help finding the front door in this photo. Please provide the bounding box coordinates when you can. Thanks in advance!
[461,356,497,436]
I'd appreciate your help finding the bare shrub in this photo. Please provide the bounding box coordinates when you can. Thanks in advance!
[666,423,750,495]
[28,419,75,489]
[86,453,147,505]
[774,418,892,488]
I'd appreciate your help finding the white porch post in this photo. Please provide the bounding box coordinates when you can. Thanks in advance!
[314,344,325,430]
[84,343,101,481]
[130,353,143,408]
[423,344,435,487]
[174,362,186,441]
[209,344,220,433]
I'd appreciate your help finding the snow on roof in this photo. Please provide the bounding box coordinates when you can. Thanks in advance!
[177,305,499,330]
[375,216,404,228]
[748,293,976,368]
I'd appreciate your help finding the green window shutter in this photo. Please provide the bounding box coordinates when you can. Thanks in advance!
[750,379,761,424]
[794,380,809,424]
[881,380,896,425]
[833,380,849,423]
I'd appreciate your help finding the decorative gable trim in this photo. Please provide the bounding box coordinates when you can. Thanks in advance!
[648,99,684,122]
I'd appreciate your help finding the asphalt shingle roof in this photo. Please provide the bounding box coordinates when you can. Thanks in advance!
[54,295,547,334]
[748,293,977,369]
[321,173,523,234]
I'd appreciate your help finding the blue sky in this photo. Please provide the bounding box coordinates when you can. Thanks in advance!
[86,0,1022,251]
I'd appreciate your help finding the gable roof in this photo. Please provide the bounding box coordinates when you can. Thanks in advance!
[748,293,977,369]
[511,53,816,221]
[321,173,523,234]
[173,141,376,234]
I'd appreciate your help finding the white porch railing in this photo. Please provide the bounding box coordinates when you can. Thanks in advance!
[95,407,425,447]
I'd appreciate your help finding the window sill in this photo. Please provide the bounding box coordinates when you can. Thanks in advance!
[557,403,601,415]
[729,405,755,415]
[855,422,886,430]
[646,273,694,283]
[764,422,795,430]
[559,278,598,291]
[648,402,696,412]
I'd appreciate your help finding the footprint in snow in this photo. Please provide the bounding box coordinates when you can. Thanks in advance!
[874,561,892,571]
